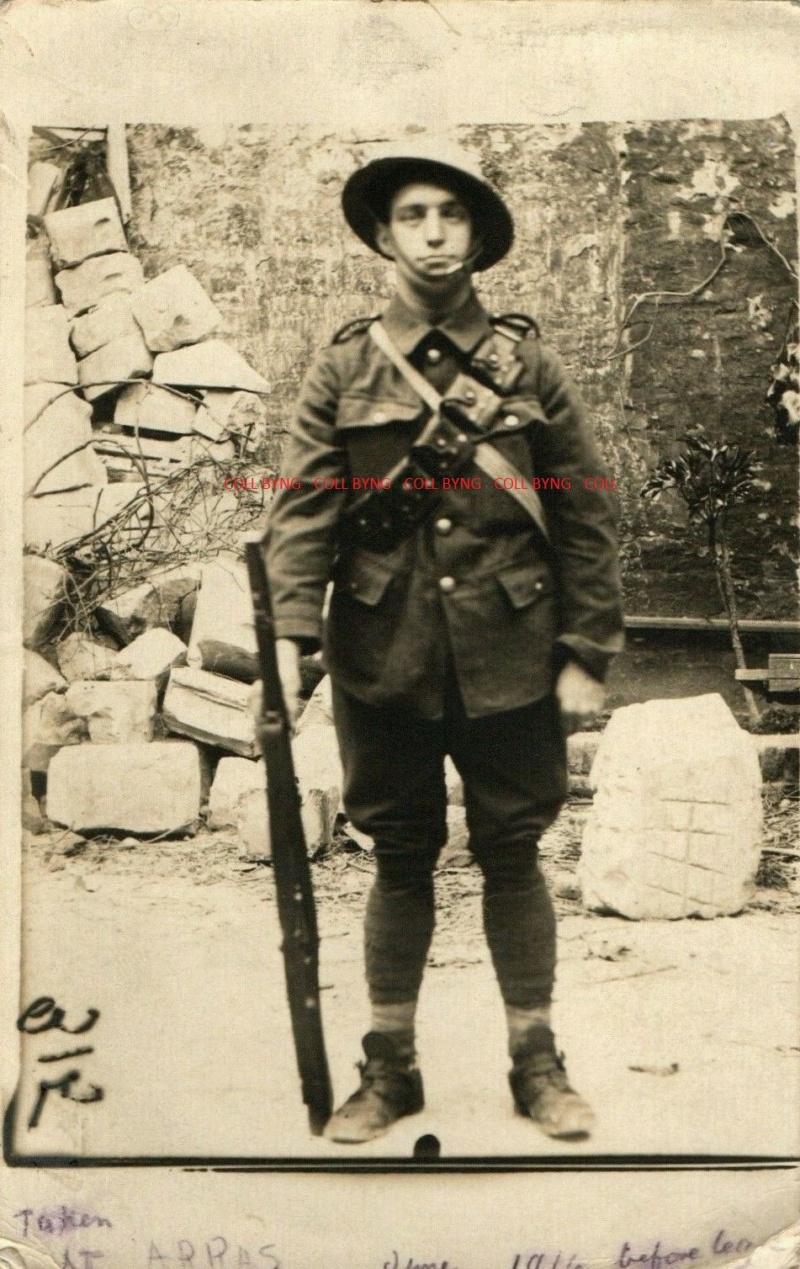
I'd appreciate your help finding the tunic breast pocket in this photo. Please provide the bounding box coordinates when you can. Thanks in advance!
[336,395,426,480]
[495,560,553,610]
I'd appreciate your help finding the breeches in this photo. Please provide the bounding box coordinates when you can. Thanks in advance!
[332,675,567,1009]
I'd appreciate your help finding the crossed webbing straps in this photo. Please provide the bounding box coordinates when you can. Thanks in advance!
[368,321,550,543]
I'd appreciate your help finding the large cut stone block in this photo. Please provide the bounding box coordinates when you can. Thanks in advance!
[187,554,257,681]
[24,649,68,706]
[291,722,343,847]
[44,198,127,268]
[109,628,187,684]
[77,331,153,401]
[207,756,266,829]
[23,691,87,772]
[24,382,65,427]
[56,633,119,683]
[200,389,266,437]
[70,293,140,358]
[66,680,158,742]
[28,162,63,218]
[24,483,148,554]
[56,252,145,317]
[296,675,334,734]
[579,694,763,920]
[25,391,106,496]
[25,305,78,385]
[26,242,58,308]
[23,556,70,649]
[115,381,197,435]
[153,339,270,393]
[162,665,257,757]
[131,265,222,352]
[47,741,202,834]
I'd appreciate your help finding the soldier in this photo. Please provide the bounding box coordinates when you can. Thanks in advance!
[262,144,624,1145]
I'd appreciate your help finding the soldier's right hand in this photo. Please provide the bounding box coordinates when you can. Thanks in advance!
[276,637,304,727]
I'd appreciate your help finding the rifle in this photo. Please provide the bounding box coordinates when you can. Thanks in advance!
[244,532,333,1137]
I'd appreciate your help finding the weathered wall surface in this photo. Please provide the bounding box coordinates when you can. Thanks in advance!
[125,119,798,618]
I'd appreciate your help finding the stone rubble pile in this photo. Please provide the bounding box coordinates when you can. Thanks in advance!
[24,178,269,558]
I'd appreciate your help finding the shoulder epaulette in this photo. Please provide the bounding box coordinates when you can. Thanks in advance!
[331,315,379,345]
[491,312,541,341]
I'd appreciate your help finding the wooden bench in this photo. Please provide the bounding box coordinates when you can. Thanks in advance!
[735,653,800,694]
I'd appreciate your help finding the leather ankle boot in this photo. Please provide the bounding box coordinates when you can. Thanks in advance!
[324,1031,424,1144]
[509,1025,595,1140]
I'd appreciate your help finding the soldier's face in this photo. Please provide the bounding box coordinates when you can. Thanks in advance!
[376,182,476,286]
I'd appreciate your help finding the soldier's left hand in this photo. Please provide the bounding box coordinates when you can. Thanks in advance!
[555,660,606,735]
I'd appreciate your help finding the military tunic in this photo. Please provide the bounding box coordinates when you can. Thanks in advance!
[265,290,624,719]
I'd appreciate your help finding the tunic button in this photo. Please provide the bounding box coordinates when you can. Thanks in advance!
[435,517,453,535]
[426,347,442,364]
[439,575,457,593]
[487,353,500,368]
[503,413,519,427]
[463,390,477,405]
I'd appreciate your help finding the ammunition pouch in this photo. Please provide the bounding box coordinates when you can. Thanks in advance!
[337,402,477,553]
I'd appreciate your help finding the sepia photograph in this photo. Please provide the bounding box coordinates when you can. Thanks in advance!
[8,111,799,1163]
[1,2,799,1267]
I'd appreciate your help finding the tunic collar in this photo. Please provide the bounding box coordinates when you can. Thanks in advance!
[381,290,494,357]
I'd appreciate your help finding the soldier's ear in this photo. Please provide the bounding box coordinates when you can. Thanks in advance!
[375,222,396,259]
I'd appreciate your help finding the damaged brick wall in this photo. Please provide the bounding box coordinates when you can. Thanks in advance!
[124,119,798,618]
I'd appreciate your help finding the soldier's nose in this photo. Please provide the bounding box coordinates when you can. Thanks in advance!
[424,211,445,243]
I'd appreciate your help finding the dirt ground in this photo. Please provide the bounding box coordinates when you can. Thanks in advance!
[13,784,800,1162]
[23,785,800,925]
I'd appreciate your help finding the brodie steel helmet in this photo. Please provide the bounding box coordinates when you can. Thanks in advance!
[341,142,514,273]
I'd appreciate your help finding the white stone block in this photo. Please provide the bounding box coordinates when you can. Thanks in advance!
[24,649,68,706]
[56,252,145,317]
[131,264,222,353]
[25,390,106,496]
[445,755,464,806]
[23,555,70,648]
[28,162,62,219]
[66,680,157,742]
[94,429,188,474]
[201,389,266,438]
[207,755,266,829]
[579,694,763,920]
[115,381,197,435]
[187,554,257,679]
[25,305,78,385]
[96,581,171,645]
[296,675,334,734]
[23,691,87,772]
[192,403,230,443]
[162,665,257,757]
[70,293,140,358]
[109,628,187,683]
[24,382,65,427]
[56,633,119,683]
[439,805,472,866]
[186,434,237,465]
[26,242,58,308]
[24,483,148,554]
[44,198,127,268]
[291,723,343,844]
[47,741,202,834]
[153,339,269,393]
[237,788,271,859]
[77,331,153,401]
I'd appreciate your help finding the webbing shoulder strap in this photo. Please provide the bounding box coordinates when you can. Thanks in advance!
[368,321,550,543]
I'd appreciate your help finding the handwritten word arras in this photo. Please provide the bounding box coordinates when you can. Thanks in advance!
[147,1239,280,1269]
